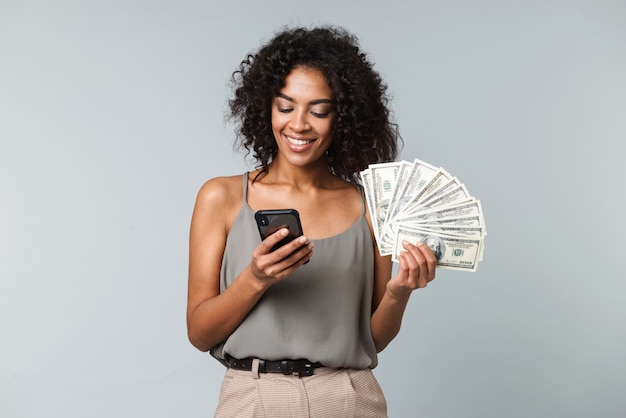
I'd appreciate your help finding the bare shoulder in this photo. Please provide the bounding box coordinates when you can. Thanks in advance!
[193,174,245,225]
[196,174,243,205]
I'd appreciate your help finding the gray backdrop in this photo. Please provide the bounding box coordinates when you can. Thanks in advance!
[1,0,625,417]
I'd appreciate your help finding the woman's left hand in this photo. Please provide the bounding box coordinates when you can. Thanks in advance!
[387,240,437,298]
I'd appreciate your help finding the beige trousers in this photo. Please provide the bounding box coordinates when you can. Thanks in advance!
[215,359,388,417]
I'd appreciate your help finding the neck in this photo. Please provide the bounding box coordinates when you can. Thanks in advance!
[262,159,334,189]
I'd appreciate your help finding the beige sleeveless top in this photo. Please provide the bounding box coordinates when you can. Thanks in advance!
[211,172,378,369]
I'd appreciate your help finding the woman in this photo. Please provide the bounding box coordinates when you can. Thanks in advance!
[187,26,436,417]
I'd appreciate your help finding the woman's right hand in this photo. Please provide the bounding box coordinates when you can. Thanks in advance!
[250,228,314,287]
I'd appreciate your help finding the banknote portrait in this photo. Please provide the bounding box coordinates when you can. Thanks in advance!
[377,200,390,221]
[421,236,444,260]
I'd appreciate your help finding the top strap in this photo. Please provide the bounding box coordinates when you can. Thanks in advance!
[242,172,249,205]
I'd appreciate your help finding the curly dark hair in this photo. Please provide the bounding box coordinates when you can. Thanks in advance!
[228,25,402,184]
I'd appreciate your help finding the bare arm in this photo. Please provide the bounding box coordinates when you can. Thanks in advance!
[186,178,313,352]
[368,220,437,352]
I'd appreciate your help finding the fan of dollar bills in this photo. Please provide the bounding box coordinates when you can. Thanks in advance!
[360,159,486,272]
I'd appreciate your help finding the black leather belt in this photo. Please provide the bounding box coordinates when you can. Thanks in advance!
[227,356,324,377]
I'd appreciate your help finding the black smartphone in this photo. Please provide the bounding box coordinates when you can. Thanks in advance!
[254,209,305,253]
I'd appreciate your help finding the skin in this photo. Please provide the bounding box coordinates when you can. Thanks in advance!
[187,66,436,354]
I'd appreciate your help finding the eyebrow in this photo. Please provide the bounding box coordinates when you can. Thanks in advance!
[276,93,334,105]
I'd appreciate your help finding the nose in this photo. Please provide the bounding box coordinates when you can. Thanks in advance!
[290,109,310,132]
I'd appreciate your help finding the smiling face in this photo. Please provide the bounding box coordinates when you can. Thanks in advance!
[271,66,336,169]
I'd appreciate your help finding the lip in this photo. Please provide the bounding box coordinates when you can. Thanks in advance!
[285,135,316,151]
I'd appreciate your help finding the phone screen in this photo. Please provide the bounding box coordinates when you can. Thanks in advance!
[254,209,304,252]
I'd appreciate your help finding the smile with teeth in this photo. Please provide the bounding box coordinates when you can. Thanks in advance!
[286,136,315,146]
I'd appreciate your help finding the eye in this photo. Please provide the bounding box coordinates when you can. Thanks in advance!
[311,108,334,118]
[277,107,293,113]
[310,111,329,118]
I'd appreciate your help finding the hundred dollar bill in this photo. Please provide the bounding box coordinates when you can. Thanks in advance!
[401,224,485,240]
[416,177,465,208]
[393,226,482,272]
[384,159,438,224]
[413,214,484,229]
[381,159,438,246]
[376,161,415,253]
[395,199,484,224]
[396,168,452,216]
[402,182,472,216]
[386,199,484,247]
[369,162,403,254]
[385,161,415,222]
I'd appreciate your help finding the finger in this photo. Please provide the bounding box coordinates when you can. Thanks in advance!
[278,237,314,267]
[397,247,417,276]
[271,234,311,261]
[252,228,292,273]
[397,248,420,287]
[265,241,314,279]
[280,244,314,273]
[414,241,437,281]
[392,250,426,295]
[401,240,430,286]
[258,227,291,254]
[256,233,312,272]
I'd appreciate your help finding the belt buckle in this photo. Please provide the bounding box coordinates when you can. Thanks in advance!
[280,360,314,377]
